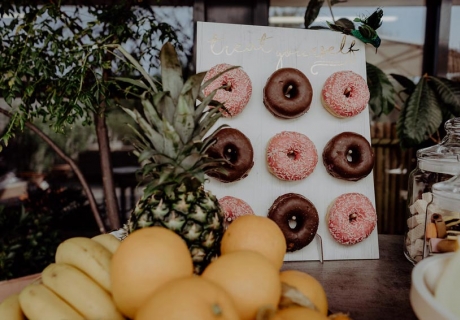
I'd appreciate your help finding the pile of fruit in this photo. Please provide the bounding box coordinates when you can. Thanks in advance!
[0,233,122,319]
[0,215,352,320]
[0,42,355,319]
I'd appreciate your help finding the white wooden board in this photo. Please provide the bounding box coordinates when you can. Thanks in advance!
[196,22,379,261]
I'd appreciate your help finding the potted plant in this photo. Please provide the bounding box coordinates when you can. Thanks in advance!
[0,1,188,232]
[303,0,460,149]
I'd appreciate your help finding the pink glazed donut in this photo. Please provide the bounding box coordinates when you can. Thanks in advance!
[266,131,318,181]
[202,63,252,117]
[327,193,377,245]
[218,196,255,229]
[321,71,370,118]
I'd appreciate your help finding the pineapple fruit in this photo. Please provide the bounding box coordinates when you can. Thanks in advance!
[117,42,232,274]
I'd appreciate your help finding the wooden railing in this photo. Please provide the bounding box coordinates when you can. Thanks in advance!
[370,122,415,235]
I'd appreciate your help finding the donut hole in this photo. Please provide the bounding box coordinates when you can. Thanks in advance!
[286,211,304,231]
[346,147,361,164]
[283,83,298,99]
[349,212,358,223]
[221,81,232,92]
[288,215,297,229]
[343,86,353,98]
[223,144,238,163]
[287,150,297,160]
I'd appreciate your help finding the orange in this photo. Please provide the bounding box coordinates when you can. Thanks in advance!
[135,276,239,320]
[275,306,329,320]
[329,312,353,320]
[111,227,193,319]
[220,215,286,269]
[279,270,328,315]
[202,250,281,320]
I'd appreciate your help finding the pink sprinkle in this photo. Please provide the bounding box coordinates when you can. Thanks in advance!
[327,193,377,245]
[321,71,370,118]
[266,131,318,181]
[202,63,252,117]
[218,196,255,228]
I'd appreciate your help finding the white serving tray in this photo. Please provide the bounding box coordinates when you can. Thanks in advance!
[196,21,379,261]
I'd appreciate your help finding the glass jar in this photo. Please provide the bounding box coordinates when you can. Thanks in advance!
[407,175,460,262]
[404,118,460,264]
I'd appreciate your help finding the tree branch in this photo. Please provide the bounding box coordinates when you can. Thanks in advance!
[0,107,107,234]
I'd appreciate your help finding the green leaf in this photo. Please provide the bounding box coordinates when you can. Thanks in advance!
[366,62,396,116]
[137,149,156,163]
[180,72,207,111]
[120,106,137,121]
[179,153,201,170]
[304,0,325,29]
[193,105,223,140]
[113,45,158,93]
[397,75,443,148]
[174,96,195,144]
[128,128,150,156]
[137,114,165,154]
[195,90,216,122]
[160,42,183,104]
[154,93,176,125]
[115,77,149,91]
[427,76,460,116]
[141,97,163,132]
[390,74,416,95]
[201,124,229,152]
[162,119,181,159]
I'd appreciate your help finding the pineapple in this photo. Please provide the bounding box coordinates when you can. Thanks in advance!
[116,43,232,274]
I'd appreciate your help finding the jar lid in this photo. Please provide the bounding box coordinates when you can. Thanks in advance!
[419,158,460,175]
[432,175,460,212]
[416,117,460,174]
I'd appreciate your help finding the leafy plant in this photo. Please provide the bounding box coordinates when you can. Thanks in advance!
[0,184,90,280]
[393,74,460,148]
[303,0,460,149]
[0,1,186,230]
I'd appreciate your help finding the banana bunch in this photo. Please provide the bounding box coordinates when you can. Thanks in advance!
[0,233,124,320]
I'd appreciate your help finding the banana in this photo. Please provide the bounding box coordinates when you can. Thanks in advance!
[91,233,121,254]
[42,263,125,320]
[18,281,84,320]
[0,294,25,320]
[55,237,112,292]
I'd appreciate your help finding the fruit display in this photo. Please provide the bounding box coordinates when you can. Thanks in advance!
[0,234,122,320]
[0,221,353,320]
[116,42,230,275]
[111,227,194,319]
[0,43,355,319]
[0,294,25,320]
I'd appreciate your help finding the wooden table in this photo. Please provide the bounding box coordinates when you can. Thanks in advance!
[282,234,418,320]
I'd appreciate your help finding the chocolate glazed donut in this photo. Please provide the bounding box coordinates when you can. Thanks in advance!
[205,127,254,183]
[263,68,313,119]
[268,193,319,252]
[322,132,374,181]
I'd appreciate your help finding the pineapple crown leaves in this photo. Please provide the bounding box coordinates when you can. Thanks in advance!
[113,42,237,187]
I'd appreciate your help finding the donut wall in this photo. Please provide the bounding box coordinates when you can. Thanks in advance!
[196,22,379,261]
